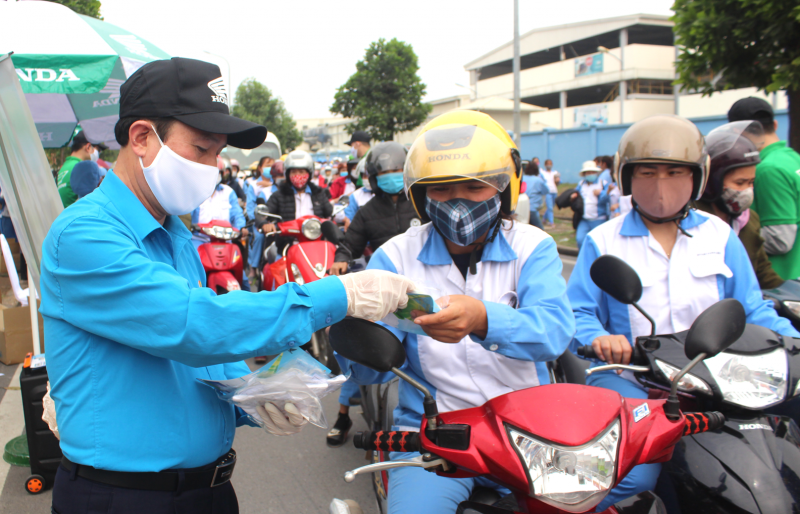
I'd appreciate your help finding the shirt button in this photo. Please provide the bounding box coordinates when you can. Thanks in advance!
[326,315,332,324]
[288,341,295,347]
[489,344,499,352]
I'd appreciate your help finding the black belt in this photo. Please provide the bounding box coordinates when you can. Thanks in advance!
[60,450,236,492]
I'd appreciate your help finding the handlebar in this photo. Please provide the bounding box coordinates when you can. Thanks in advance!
[577,345,598,360]
[353,431,420,453]
[683,411,725,435]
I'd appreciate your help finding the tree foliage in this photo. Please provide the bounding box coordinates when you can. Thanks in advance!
[672,0,800,148]
[231,79,303,152]
[50,0,103,19]
[331,38,433,141]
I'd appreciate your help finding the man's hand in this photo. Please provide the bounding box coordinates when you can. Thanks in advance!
[337,270,415,321]
[330,261,348,276]
[591,334,632,365]
[414,295,487,343]
[261,223,277,234]
[240,227,249,238]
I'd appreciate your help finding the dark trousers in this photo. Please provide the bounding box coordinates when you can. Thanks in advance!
[52,465,239,514]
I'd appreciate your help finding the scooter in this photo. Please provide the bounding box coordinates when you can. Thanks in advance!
[253,204,345,373]
[194,220,243,294]
[329,255,744,514]
[574,255,800,514]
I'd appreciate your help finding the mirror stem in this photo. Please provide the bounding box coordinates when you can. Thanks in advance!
[632,301,657,337]
[392,367,439,436]
[665,352,706,420]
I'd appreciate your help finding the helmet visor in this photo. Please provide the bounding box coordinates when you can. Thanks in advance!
[404,123,514,194]
[706,120,766,153]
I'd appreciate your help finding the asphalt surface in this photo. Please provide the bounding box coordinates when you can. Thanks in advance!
[0,255,577,513]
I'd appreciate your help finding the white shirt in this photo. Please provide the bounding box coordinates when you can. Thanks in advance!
[197,184,234,224]
[294,190,314,218]
[579,181,606,221]
[540,169,560,194]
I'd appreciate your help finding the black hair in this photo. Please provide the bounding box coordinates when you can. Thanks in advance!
[599,155,614,169]
[114,117,177,147]
[524,161,540,176]
[756,116,777,134]
[257,156,272,169]
[70,134,90,153]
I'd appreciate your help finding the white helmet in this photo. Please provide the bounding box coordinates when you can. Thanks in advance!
[284,150,314,176]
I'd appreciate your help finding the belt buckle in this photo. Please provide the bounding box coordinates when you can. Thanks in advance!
[210,452,236,488]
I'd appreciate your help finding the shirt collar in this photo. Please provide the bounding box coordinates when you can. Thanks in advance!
[295,186,312,195]
[417,223,518,266]
[100,171,189,241]
[761,140,786,160]
[620,208,709,237]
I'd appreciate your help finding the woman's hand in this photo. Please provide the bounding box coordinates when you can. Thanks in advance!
[591,334,632,365]
[593,188,601,197]
[261,223,277,234]
[413,295,488,343]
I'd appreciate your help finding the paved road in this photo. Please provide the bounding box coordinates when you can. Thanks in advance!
[0,255,577,514]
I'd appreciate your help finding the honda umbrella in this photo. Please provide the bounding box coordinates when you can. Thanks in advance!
[0,0,170,148]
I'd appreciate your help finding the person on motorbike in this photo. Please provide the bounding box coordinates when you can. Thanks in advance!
[328,160,358,200]
[261,150,332,237]
[341,156,376,230]
[693,121,783,290]
[565,114,800,511]
[336,110,575,514]
[245,155,277,220]
[326,142,420,448]
[221,162,247,204]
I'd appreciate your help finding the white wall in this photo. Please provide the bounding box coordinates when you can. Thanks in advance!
[677,88,787,119]
[528,97,674,130]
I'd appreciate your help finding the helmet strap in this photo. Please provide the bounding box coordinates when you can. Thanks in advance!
[632,201,693,238]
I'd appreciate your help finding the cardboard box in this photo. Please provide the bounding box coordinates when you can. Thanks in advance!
[0,301,44,365]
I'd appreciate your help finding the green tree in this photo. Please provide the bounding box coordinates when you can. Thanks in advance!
[672,0,800,149]
[50,0,103,19]
[231,79,303,152]
[331,38,433,141]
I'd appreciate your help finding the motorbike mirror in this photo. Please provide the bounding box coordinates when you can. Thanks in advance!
[684,298,746,360]
[329,317,406,372]
[338,195,350,205]
[590,255,643,305]
[321,220,340,244]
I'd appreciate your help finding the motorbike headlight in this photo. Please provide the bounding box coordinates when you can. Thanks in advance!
[290,263,305,285]
[654,359,712,395]
[202,226,215,237]
[301,218,322,240]
[704,348,788,409]
[784,301,800,319]
[507,420,619,513]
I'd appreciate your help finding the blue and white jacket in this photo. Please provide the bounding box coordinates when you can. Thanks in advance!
[567,209,799,355]
[344,186,374,221]
[338,221,575,430]
[191,184,245,230]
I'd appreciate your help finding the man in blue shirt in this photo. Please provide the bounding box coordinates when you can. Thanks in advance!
[40,57,414,514]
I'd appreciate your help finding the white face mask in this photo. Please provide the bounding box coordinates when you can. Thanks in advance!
[139,125,219,215]
[90,149,100,162]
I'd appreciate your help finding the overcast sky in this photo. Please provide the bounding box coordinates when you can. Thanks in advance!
[100,0,674,120]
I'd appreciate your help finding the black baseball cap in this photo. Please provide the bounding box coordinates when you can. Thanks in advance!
[728,97,774,126]
[117,57,267,149]
[344,130,371,146]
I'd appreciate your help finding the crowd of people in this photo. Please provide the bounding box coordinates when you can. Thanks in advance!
[20,55,800,514]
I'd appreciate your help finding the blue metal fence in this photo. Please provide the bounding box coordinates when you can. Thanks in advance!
[520,110,790,183]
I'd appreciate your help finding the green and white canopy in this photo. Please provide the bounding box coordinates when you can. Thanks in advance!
[0,1,170,148]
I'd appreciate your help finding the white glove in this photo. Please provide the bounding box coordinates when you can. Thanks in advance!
[336,270,416,321]
[256,402,307,436]
[42,381,60,440]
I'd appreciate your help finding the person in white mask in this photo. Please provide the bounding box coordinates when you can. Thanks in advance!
[57,130,99,208]
[566,114,800,511]
[40,57,416,514]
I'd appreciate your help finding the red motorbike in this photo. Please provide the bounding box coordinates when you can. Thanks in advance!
[253,205,345,372]
[329,255,745,514]
[194,220,244,295]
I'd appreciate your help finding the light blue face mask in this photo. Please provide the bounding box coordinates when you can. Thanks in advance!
[376,172,404,194]
[583,173,599,184]
[340,171,348,177]
[264,166,271,174]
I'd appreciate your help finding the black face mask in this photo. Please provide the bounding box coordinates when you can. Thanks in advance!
[222,173,231,182]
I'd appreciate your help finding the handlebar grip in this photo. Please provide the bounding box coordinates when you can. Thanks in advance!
[683,411,725,436]
[577,345,598,360]
[353,431,420,453]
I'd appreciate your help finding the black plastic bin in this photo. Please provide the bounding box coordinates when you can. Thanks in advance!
[19,353,62,494]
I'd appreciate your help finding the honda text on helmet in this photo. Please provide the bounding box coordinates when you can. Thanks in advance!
[404,110,521,273]
[365,142,407,195]
[614,114,709,228]
[701,120,764,218]
[284,150,314,190]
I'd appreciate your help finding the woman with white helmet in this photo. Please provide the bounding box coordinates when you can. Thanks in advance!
[566,114,800,510]
[336,111,575,513]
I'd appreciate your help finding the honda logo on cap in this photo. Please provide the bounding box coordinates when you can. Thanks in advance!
[208,77,228,105]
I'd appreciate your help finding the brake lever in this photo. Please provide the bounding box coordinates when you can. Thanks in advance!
[343,455,449,483]
[585,364,651,376]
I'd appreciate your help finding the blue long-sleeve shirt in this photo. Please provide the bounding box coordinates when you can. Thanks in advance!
[40,172,347,471]
[522,175,550,210]
[191,185,245,229]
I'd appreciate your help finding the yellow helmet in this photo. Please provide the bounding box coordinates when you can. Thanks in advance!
[404,110,521,222]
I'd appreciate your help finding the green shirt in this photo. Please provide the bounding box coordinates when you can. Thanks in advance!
[752,141,800,280]
[57,155,81,208]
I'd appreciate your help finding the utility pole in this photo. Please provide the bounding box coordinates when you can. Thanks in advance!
[513,0,521,147]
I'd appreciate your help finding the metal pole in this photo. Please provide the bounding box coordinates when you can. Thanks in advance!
[619,29,628,124]
[513,0,521,147]
[29,270,41,355]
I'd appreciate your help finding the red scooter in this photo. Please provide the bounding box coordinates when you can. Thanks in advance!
[253,205,344,372]
[329,256,745,514]
[194,220,244,294]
